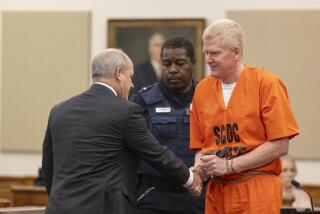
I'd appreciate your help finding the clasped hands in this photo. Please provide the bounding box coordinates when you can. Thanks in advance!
[198,154,232,177]
[187,154,234,197]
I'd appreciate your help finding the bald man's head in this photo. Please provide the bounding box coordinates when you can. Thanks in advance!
[91,48,134,100]
[91,48,131,81]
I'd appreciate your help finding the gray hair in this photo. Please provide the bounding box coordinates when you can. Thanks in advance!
[91,48,130,81]
[203,18,244,54]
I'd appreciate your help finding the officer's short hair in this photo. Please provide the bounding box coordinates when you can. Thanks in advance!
[160,37,195,60]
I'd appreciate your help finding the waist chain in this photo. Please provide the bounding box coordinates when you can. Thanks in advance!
[212,171,276,185]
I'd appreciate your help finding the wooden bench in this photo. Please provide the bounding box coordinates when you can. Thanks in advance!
[0,199,11,208]
[10,185,47,207]
[0,176,35,202]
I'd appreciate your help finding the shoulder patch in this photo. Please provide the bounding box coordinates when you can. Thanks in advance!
[138,85,152,93]
[138,82,158,94]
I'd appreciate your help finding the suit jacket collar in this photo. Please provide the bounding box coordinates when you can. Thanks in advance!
[94,82,117,96]
[89,83,117,96]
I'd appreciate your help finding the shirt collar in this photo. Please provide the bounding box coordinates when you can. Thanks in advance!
[94,82,117,96]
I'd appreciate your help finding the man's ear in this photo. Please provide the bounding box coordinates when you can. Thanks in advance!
[233,46,241,60]
[115,67,123,81]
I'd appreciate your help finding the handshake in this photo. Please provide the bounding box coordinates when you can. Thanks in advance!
[185,152,238,197]
[185,165,206,197]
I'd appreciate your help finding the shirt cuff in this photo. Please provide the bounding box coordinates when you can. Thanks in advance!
[182,169,193,188]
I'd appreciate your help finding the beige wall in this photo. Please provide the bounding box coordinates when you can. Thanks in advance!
[1,12,91,152]
[0,0,319,184]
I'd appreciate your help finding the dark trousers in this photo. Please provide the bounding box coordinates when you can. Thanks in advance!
[135,174,206,214]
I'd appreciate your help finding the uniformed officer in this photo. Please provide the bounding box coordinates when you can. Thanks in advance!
[130,37,205,214]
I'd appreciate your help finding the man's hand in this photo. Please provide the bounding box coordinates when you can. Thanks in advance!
[186,169,202,197]
[191,165,206,181]
[199,155,230,176]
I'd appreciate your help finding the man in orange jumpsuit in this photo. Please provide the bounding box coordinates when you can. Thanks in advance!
[190,18,299,214]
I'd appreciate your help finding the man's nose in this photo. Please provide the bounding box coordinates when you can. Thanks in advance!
[169,64,178,73]
[205,53,214,63]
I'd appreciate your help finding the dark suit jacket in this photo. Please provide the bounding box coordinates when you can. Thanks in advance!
[42,84,189,214]
[130,60,158,95]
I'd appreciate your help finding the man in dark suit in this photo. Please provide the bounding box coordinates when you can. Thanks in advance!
[42,48,202,214]
[130,33,165,95]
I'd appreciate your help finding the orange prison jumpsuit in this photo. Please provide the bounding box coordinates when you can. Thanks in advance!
[190,66,299,214]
